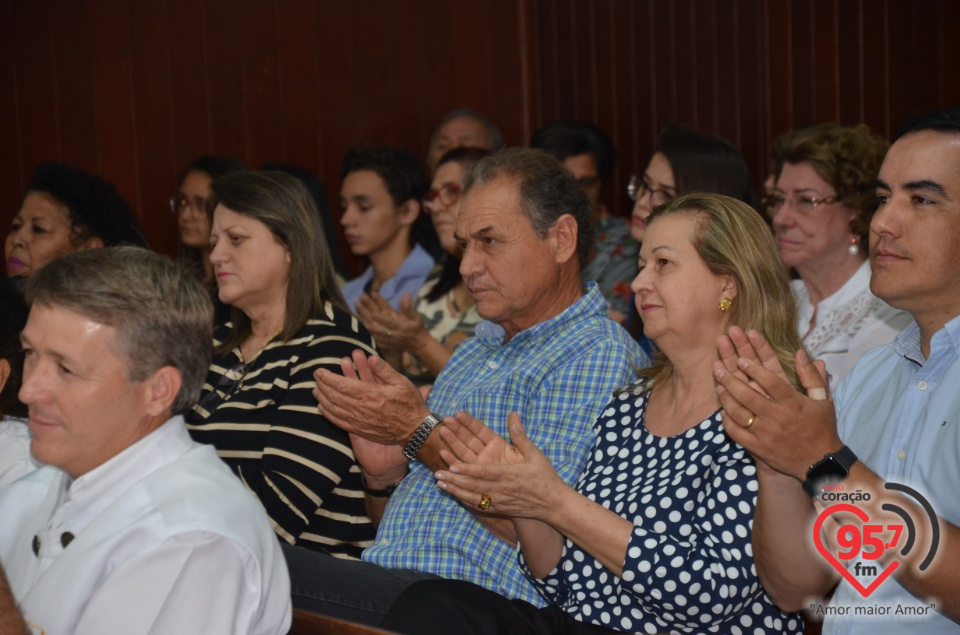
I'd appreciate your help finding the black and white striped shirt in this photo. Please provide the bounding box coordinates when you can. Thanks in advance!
[187,303,376,559]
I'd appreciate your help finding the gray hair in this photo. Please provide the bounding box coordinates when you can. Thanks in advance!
[25,246,213,415]
[462,147,595,267]
[432,108,505,151]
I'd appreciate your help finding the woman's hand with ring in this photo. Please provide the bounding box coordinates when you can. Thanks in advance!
[434,413,568,522]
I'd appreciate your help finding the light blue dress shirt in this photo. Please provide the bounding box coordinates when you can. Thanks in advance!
[363,283,648,605]
[827,315,960,634]
[341,243,435,312]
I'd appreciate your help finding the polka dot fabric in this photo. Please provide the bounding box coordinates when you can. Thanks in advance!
[521,380,802,634]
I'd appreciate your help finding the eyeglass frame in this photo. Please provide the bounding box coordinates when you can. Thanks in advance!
[421,182,463,208]
[169,193,209,215]
[762,193,843,217]
[627,174,675,207]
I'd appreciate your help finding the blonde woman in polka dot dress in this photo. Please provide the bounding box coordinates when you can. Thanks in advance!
[382,194,807,635]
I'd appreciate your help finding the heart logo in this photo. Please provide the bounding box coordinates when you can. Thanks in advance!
[812,503,900,597]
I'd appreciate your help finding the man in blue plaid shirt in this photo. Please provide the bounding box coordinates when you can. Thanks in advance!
[309,148,646,626]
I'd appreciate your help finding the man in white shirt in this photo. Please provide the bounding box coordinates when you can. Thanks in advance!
[0,246,291,635]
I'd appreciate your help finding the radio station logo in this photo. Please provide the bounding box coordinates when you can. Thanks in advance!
[812,482,940,598]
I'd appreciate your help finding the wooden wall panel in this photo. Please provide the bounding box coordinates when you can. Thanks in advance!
[3,0,959,277]
[88,0,139,203]
[734,0,768,179]
[167,0,213,169]
[52,1,97,171]
[10,0,60,176]
[204,0,249,159]
[836,0,863,126]
[859,3,889,136]
[942,1,960,107]
[128,0,178,252]
[0,0,23,204]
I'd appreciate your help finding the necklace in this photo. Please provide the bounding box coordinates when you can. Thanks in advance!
[240,327,283,362]
[197,329,282,414]
[230,331,280,396]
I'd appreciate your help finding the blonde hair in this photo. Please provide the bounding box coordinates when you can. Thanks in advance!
[639,193,803,389]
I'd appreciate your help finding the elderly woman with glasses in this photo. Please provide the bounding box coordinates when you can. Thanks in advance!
[768,124,911,387]
[354,147,488,384]
[185,171,376,559]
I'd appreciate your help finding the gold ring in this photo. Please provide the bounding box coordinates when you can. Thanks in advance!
[478,494,493,510]
[745,415,757,429]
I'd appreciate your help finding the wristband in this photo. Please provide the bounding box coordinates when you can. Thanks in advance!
[360,473,402,497]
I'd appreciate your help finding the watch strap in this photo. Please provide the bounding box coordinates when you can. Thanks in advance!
[803,445,858,497]
[402,412,442,461]
[360,473,402,497]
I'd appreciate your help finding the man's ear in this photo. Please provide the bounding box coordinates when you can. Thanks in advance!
[552,214,579,265]
[0,359,10,396]
[142,366,183,417]
[397,199,422,227]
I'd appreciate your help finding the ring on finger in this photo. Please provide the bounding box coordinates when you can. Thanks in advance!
[478,494,493,510]
[745,414,757,429]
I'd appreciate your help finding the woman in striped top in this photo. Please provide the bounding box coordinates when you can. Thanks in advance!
[186,171,375,560]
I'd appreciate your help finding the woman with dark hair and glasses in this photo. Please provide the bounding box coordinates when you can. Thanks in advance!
[171,155,248,324]
[355,147,488,384]
[185,171,376,560]
[626,123,757,348]
[769,124,910,387]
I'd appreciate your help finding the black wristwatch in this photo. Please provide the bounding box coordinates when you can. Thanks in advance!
[803,445,858,497]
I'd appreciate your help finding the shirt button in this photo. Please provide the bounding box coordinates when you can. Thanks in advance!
[488,360,499,370]
[918,380,928,391]
[896,449,906,460]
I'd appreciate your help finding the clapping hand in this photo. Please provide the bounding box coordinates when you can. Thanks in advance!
[355,292,427,353]
[434,412,567,519]
[714,332,840,481]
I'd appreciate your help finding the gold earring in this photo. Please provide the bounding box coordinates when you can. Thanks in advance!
[719,296,732,312]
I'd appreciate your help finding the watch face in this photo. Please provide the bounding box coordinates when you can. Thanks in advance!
[808,455,849,495]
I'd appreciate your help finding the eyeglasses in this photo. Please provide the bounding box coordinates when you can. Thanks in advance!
[196,362,248,413]
[170,193,208,215]
[627,175,675,207]
[763,194,842,217]
[421,183,462,208]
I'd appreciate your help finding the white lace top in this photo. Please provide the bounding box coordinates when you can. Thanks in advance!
[794,260,913,389]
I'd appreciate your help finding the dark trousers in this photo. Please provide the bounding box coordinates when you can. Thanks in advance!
[382,579,621,635]
[280,543,439,627]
